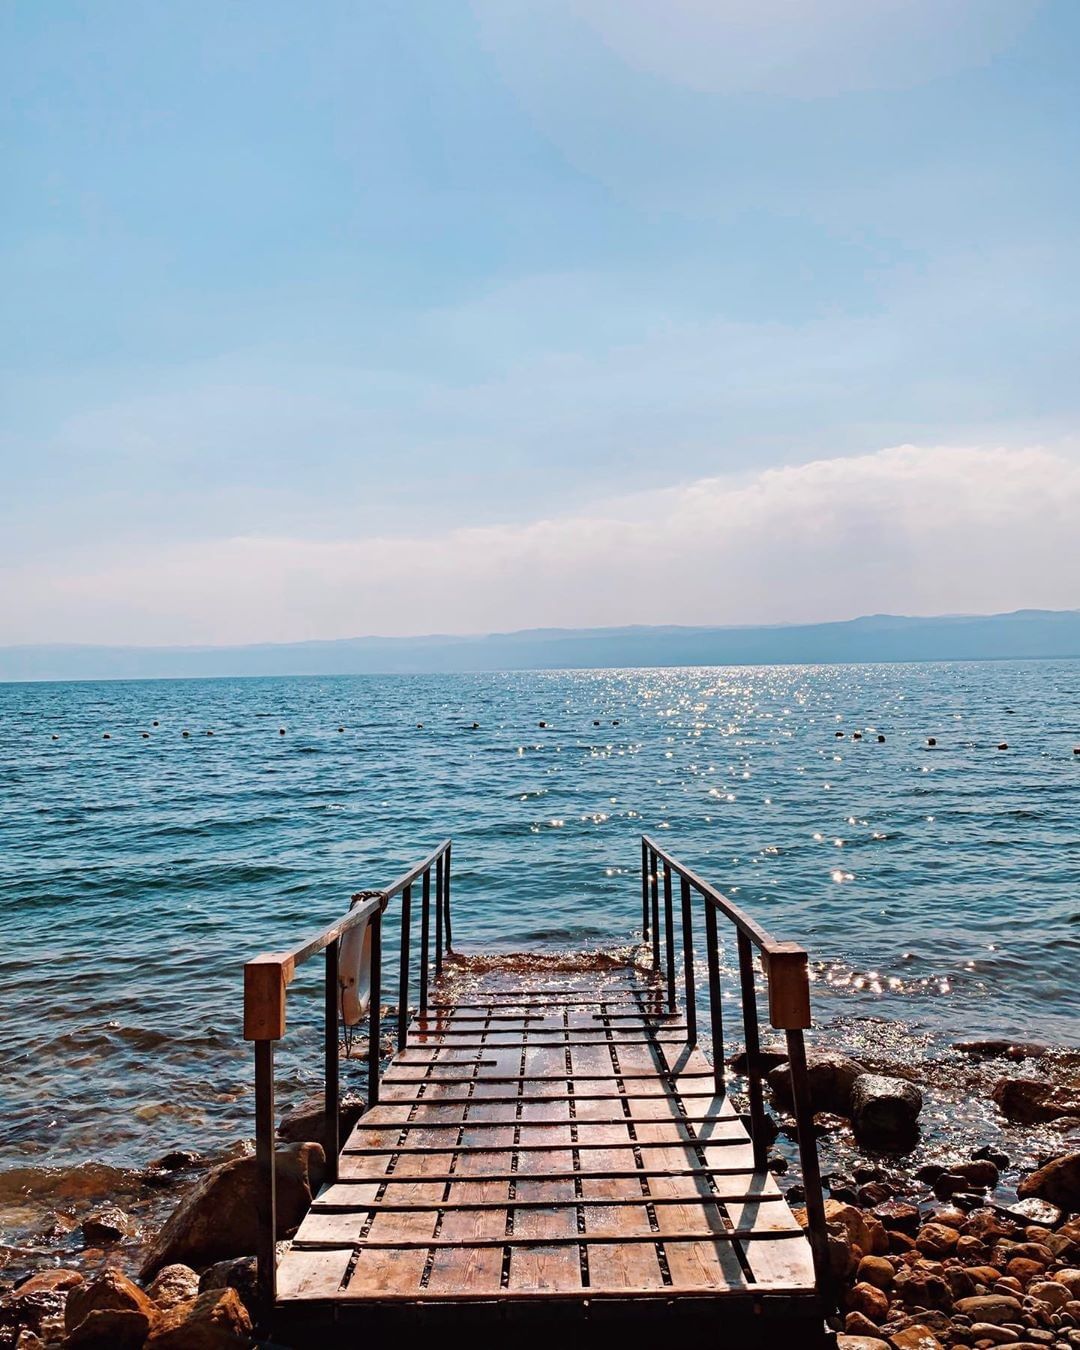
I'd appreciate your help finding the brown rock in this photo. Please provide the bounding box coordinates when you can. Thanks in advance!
[857,1255,895,1290]
[953,1294,1023,1323]
[969,1328,1019,1346]
[1055,1269,1080,1297]
[916,1224,959,1257]
[276,1093,366,1145]
[139,1142,324,1280]
[144,1266,199,1312]
[850,1074,923,1151]
[13,1271,83,1298]
[964,1209,1015,1241]
[874,1201,921,1235]
[889,1326,943,1350]
[80,1205,136,1245]
[836,1338,889,1350]
[65,1308,154,1349]
[846,1310,886,1337]
[957,1234,986,1258]
[65,1270,157,1335]
[953,1160,1000,1189]
[767,1050,866,1115]
[1017,1151,1080,1210]
[144,1288,251,1349]
[1004,1255,1044,1284]
[0,1284,70,1341]
[847,1281,889,1323]
[992,1080,1080,1125]
[889,1231,916,1254]
[893,1268,952,1310]
[864,1215,891,1255]
[1028,1278,1068,1309]
[197,1259,256,1318]
[964,1265,1005,1287]
[824,1200,874,1255]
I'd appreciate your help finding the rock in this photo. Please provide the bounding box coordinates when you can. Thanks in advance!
[952,1160,1000,1189]
[955,1040,1049,1061]
[144,1288,251,1349]
[850,1074,922,1150]
[65,1270,157,1335]
[969,1326,1019,1346]
[824,1200,874,1255]
[198,1259,257,1316]
[729,1043,789,1074]
[150,1152,204,1173]
[846,1311,886,1337]
[767,1051,866,1116]
[837,1338,889,1349]
[145,1266,200,1312]
[1029,1279,1069,1309]
[1005,1255,1045,1282]
[80,1205,135,1244]
[65,1308,155,1349]
[0,1278,73,1342]
[857,1255,895,1290]
[999,1196,1063,1228]
[889,1327,943,1350]
[140,1141,325,1280]
[276,1093,366,1145]
[12,1272,83,1298]
[954,1294,1024,1324]
[847,1281,889,1323]
[873,1201,922,1235]
[893,1269,952,1310]
[1055,1269,1080,1297]
[916,1223,960,1257]
[992,1080,1080,1125]
[1017,1152,1080,1210]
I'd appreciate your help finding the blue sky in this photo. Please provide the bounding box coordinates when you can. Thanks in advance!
[3,1,1079,644]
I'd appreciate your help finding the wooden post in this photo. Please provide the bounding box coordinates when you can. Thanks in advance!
[397,884,411,1051]
[737,932,768,1172]
[663,862,676,1015]
[324,939,339,1185]
[641,838,650,946]
[444,843,453,952]
[254,1039,277,1314]
[680,876,696,1044]
[765,944,812,1030]
[650,855,660,971]
[368,908,382,1106]
[703,901,724,1097]
[434,855,443,977]
[786,1028,830,1293]
[419,867,431,1015]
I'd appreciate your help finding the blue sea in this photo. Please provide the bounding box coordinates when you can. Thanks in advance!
[1,662,1078,1216]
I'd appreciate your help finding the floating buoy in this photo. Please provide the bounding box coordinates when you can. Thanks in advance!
[877,734,886,743]
[279,728,286,735]
[593,720,600,726]
[337,727,344,733]
[152,720,159,727]
[182,730,190,738]
[927,737,937,747]
[997,742,1008,750]
[141,732,149,739]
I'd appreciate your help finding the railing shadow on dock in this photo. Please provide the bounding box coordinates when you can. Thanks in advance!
[243,833,831,1322]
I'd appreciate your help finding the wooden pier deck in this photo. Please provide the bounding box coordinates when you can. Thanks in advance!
[245,839,834,1346]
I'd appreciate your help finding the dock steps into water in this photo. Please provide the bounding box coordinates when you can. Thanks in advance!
[272,963,829,1344]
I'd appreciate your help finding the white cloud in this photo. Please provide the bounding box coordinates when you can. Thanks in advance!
[3,443,1078,645]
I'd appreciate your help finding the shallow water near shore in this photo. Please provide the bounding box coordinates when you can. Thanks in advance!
[1,661,1079,1262]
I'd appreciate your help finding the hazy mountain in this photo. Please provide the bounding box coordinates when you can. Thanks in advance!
[3,609,1080,682]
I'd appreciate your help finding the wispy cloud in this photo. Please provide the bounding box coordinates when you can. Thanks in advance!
[4,443,1078,645]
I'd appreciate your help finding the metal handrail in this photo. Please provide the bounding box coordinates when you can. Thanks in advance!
[639,834,829,1292]
[242,838,452,1313]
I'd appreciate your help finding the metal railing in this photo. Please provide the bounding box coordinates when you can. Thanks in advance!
[640,834,829,1289]
[242,839,452,1311]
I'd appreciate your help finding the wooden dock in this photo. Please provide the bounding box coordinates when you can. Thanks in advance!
[245,839,834,1346]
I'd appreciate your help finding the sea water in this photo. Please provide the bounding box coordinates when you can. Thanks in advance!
[1,662,1078,1186]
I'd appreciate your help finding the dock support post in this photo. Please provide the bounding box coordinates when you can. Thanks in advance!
[641,838,650,947]
[419,867,431,1015]
[738,931,768,1172]
[786,1028,831,1292]
[680,876,696,1044]
[254,1039,277,1315]
[368,908,382,1106]
[324,939,340,1184]
[444,843,453,952]
[663,862,676,1015]
[703,902,725,1097]
[650,856,660,972]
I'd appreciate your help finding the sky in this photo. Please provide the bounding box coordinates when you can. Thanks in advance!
[3,0,1080,646]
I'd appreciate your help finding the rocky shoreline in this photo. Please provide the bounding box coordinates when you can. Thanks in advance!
[1,1033,1077,1349]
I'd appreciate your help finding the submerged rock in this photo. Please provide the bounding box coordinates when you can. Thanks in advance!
[849,1073,922,1150]
[954,1039,1049,1061]
[80,1204,136,1245]
[140,1141,324,1280]
[992,1077,1080,1124]
[767,1050,866,1116]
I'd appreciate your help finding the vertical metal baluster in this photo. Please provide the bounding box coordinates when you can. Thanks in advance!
[324,939,340,1185]
[680,876,696,1044]
[419,867,431,1016]
[444,842,453,952]
[368,908,382,1106]
[641,837,650,947]
[397,884,411,1051]
[737,931,769,1171]
[663,862,676,1015]
[254,1039,277,1313]
[786,1028,830,1292]
[703,900,725,1097]
[650,852,660,971]
[435,854,444,978]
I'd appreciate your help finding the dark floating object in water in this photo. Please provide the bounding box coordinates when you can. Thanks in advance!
[337,727,344,733]
[539,721,547,728]
[612,719,620,725]
[141,732,150,739]
[206,730,214,737]
[471,722,479,730]
[182,731,190,738]
[835,730,844,738]
[279,728,286,735]
[877,734,886,743]
[593,720,600,726]
[416,722,424,729]
[927,737,937,747]
[997,742,1008,750]
[103,733,111,739]
[152,720,159,726]
[1074,746,1080,755]
[51,734,59,740]
[852,732,862,741]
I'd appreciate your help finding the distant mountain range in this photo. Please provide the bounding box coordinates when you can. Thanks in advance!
[3,609,1080,682]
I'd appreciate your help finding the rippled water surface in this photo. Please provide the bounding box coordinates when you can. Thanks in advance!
[2,663,1079,1185]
